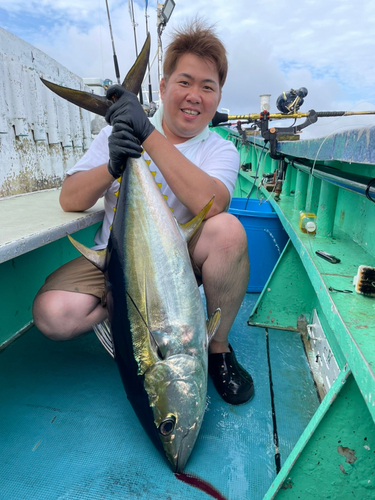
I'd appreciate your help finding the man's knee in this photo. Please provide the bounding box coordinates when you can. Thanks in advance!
[193,212,248,269]
[33,291,67,340]
[32,290,99,341]
[208,213,248,254]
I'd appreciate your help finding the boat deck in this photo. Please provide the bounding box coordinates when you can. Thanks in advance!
[0,293,319,500]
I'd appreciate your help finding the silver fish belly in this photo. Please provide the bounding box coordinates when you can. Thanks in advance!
[120,156,212,471]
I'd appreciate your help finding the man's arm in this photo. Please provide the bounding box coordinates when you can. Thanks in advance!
[143,130,230,218]
[60,122,142,212]
[59,164,114,212]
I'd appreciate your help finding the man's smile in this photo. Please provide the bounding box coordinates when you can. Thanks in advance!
[181,109,200,116]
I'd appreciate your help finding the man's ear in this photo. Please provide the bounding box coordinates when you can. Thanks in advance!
[159,78,166,100]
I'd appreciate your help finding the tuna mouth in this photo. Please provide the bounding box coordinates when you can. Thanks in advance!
[174,429,191,473]
[181,109,200,116]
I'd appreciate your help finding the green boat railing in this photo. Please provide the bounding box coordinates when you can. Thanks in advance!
[213,125,375,498]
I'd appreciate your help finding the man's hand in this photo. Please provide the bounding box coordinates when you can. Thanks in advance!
[105,85,155,144]
[108,123,143,179]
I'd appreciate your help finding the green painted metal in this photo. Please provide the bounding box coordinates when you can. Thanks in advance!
[0,223,101,346]
[265,194,375,421]
[335,187,375,257]
[283,162,292,196]
[317,180,339,237]
[294,169,309,211]
[305,175,321,214]
[272,372,375,499]
[249,240,316,330]
[233,170,253,198]
[231,132,375,420]
[229,127,375,467]
[264,366,352,499]
[289,167,298,196]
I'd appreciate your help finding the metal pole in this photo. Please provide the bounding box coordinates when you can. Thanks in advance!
[290,160,375,201]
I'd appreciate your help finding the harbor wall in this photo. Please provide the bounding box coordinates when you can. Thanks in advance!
[0,28,93,197]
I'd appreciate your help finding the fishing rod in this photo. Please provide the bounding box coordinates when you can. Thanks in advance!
[212,88,375,203]
[212,87,375,159]
[212,109,375,126]
[144,0,153,104]
[213,87,375,125]
[105,0,121,84]
[128,0,143,104]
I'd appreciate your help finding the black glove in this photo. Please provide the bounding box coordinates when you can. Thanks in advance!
[107,123,143,179]
[105,85,155,144]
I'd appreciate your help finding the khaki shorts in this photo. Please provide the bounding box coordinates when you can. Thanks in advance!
[36,222,205,304]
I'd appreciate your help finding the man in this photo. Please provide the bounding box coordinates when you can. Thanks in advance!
[33,21,254,405]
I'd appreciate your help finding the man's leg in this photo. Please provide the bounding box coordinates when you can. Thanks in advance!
[192,212,254,404]
[33,290,107,341]
[32,256,107,341]
[192,212,250,349]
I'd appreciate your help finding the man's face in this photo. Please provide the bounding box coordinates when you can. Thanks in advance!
[160,53,222,144]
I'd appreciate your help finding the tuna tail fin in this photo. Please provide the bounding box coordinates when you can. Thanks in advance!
[67,235,107,272]
[93,319,115,358]
[207,308,221,345]
[40,78,111,116]
[40,33,151,115]
[178,196,214,243]
[121,33,151,94]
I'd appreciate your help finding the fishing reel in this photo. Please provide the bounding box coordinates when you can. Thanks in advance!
[276,87,308,114]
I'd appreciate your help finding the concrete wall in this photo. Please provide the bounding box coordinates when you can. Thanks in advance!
[0,28,93,197]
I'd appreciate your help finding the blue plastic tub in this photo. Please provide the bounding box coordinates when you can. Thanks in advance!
[229,198,289,292]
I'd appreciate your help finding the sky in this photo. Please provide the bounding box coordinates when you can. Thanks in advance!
[1,0,375,138]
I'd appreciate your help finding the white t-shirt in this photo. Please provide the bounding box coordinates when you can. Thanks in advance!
[67,124,240,249]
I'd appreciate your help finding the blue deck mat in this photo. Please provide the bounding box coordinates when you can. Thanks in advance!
[0,294,318,500]
[268,328,320,468]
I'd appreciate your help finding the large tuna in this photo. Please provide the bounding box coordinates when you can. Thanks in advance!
[42,36,221,471]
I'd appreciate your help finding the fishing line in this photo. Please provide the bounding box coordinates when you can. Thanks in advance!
[245,142,266,209]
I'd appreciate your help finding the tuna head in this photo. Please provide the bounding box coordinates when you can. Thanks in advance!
[144,354,207,473]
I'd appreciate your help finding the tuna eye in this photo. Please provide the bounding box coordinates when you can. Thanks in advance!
[158,416,176,436]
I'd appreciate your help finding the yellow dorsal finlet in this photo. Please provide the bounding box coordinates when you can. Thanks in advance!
[148,167,172,211]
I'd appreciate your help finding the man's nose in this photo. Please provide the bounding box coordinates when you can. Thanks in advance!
[186,87,201,103]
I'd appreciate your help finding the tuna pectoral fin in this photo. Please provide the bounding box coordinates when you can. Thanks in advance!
[93,319,115,358]
[207,308,221,345]
[68,235,107,272]
[178,197,214,242]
